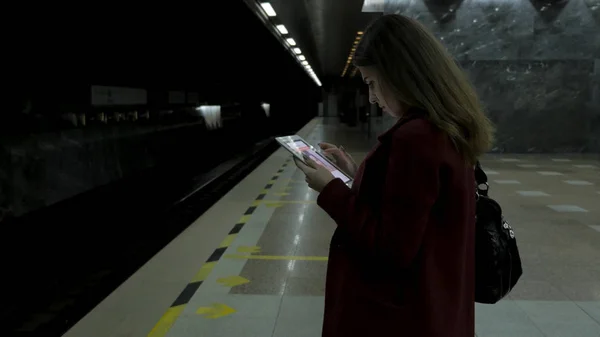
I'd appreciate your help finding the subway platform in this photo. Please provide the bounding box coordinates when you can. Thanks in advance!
[63,118,600,337]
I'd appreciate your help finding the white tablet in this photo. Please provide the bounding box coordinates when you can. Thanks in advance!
[276,135,353,186]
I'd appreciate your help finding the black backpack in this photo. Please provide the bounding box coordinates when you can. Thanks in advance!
[474,161,523,304]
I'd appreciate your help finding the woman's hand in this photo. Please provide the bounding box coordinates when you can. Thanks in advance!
[294,156,336,193]
[319,142,357,176]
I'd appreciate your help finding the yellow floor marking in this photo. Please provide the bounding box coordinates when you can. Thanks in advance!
[273,192,290,196]
[147,305,185,337]
[217,276,250,287]
[238,215,252,223]
[147,165,291,336]
[219,234,237,248]
[252,199,315,207]
[196,303,236,319]
[224,254,328,261]
[237,246,261,254]
[191,262,217,283]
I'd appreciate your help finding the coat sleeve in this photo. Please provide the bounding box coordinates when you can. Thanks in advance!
[317,126,441,268]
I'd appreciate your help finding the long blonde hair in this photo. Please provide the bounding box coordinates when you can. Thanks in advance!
[354,14,494,165]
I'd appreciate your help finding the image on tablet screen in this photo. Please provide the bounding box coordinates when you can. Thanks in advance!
[289,140,351,183]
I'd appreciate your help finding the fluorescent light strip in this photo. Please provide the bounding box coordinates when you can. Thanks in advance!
[260,2,277,17]
[276,25,288,34]
[265,17,321,86]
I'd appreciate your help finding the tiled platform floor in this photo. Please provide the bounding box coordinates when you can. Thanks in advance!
[65,118,600,337]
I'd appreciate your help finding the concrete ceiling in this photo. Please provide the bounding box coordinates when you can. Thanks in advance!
[267,0,381,78]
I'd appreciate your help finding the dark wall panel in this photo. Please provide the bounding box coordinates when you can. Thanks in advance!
[1,1,321,219]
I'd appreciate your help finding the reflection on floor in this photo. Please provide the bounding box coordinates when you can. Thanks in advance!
[65,118,600,337]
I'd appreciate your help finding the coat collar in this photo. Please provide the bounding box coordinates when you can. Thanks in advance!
[377,107,427,144]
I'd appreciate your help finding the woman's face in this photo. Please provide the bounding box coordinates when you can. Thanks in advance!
[358,66,403,117]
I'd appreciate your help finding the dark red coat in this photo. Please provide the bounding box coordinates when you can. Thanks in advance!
[317,112,476,337]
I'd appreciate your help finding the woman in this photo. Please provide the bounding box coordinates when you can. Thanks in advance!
[294,14,494,337]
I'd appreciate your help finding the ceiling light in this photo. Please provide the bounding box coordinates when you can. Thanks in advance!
[260,2,277,17]
[286,38,296,46]
[357,31,364,35]
[293,48,301,54]
[298,55,306,61]
[276,25,288,34]
[301,60,308,65]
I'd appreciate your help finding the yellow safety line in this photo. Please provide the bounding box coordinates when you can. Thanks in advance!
[224,254,328,261]
[147,159,294,336]
[251,200,315,206]
[147,305,185,337]
[238,215,252,224]
[190,262,217,283]
[219,234,238,248]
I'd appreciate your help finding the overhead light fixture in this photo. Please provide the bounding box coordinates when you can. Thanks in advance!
[260,2,277,17]
[276,25,288,34]
[357,31,364,35]
[258,9,321,87]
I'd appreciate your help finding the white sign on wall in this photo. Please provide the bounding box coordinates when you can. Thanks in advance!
[168,91,186,104]
[91,85,147,106]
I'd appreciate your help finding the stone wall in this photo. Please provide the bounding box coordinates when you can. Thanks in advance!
[385,0,600,152]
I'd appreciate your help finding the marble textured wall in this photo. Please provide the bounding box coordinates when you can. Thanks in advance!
[385,0,600,152]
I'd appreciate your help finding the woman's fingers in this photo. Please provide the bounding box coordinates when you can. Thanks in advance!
[323,148,342,157]
[294,157,312,174]
[318,142,337,150]
[303,155,320,169]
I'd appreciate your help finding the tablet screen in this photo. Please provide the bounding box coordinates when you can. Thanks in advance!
[289,140,351,183]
